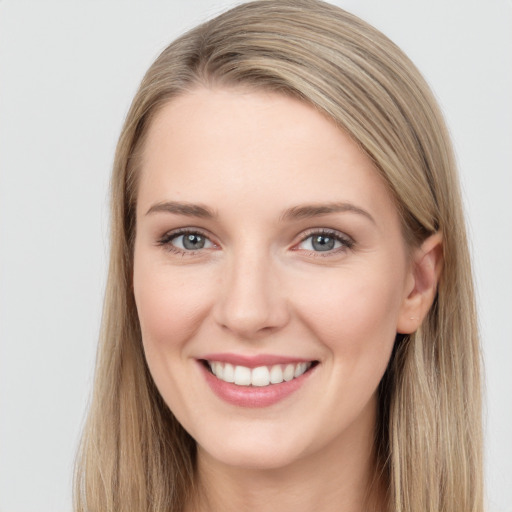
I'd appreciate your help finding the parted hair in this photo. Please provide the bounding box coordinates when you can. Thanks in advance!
[74,1,483,511]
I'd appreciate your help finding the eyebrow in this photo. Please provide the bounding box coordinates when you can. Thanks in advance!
[145,200,375,224]
[280,202,375,224]
[146,201,217,218]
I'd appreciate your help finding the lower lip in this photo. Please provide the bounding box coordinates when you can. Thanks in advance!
[198,362,316,408]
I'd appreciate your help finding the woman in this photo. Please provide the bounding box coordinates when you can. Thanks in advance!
[74,1,483,511]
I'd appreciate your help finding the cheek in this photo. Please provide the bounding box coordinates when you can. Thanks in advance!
[132,255,214,352]
[292,267,403,366]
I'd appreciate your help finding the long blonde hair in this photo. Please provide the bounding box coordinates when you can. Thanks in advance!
[74,1,483,511]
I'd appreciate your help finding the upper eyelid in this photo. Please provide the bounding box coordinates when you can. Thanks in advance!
[296,228,353,243]
[158,227,214,242]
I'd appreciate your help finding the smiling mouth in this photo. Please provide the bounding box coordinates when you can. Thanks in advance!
[202,360,319,387]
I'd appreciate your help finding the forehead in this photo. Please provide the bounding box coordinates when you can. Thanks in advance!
[137,86,397,223]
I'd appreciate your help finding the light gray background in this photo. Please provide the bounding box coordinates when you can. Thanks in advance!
[0,1,511,511]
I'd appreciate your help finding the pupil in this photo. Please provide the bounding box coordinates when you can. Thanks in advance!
[183,234,205,250]
[312,235,335,251]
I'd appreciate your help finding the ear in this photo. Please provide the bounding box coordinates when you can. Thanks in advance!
[397,233,443,334]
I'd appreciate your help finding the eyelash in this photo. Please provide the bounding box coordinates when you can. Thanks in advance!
[156,228,354,257]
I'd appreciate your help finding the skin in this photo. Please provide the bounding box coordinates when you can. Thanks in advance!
[133,87,441,512]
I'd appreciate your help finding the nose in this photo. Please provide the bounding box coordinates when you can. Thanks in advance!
[213,250,290,339]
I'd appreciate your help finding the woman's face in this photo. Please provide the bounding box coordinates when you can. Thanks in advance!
[133,87,416,470]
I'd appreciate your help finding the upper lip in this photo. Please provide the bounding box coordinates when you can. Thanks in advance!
[199,353,316,368]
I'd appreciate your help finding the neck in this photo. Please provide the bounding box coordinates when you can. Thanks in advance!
[187,397,386,512]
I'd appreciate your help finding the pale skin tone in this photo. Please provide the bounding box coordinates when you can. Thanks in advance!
[133,87,442,512]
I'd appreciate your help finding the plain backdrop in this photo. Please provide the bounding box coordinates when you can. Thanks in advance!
[0,1,511,511]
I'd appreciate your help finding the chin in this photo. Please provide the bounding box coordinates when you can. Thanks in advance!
[202,446,301,471]
[196,427,310,471]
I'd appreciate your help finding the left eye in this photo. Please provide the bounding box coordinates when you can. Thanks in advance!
[298,233,347,252]
[170,233,214,251]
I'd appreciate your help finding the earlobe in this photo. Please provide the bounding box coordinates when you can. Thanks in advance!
[397,233,443,334]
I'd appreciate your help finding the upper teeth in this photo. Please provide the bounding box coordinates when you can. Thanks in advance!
[208,361,312,387]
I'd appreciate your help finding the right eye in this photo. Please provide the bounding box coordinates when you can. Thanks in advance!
[157,230,216,255]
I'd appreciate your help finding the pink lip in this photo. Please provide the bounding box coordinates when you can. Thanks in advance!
[197,358,317,408]
[200,352,313,368]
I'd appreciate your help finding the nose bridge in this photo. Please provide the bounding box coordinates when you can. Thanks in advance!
[215,242,288,338]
